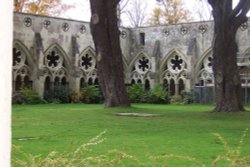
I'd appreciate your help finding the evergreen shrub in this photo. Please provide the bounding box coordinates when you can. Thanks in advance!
[13,87,46,104]
[80,85,103,104]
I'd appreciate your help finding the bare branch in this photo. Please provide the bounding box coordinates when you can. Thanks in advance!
[119,0,130,14]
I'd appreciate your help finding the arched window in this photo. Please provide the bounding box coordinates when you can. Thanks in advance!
[15,75,22,91]
[145,79,150,90]
[61,77,67,86]
[170,79,175,96]
[80,78,85,89]
[137,79,142,84]
[23,75,31,88]
[94,78,99,85]
[179,79,185,94]
[163,79,168,90]
[54,77,60,86]
[131,79,135,85]
[44,76,51,91]
[88,78,93,85]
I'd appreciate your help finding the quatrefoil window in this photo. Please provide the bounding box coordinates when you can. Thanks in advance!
[46,50,61,68]
[163,28,170,36]
[81,54,93,70]
[44,20,51,29]
[180,26,188,35]
[80,25,86,33]
[13,47,22,66]
[171,55,183,70]
[240,22,248,31]
[24,17,32,27]
[199,25,207,34]
[137,56,149,72]
[120,31,127,38]
[62,22,69,32]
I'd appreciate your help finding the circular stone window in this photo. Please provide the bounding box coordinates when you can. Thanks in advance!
[168,55,185,73]
[45,49,63,69]
[80,53,96,72]
[135,56,151,74]
[13,47,26,69]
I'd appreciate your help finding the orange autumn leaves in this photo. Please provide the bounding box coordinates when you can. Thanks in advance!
[14,0,74,17]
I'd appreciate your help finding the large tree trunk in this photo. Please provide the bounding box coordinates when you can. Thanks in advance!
[89,0,130,107]
[208,0,250,112]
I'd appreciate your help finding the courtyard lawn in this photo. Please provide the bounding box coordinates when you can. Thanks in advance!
[12,104,250,166]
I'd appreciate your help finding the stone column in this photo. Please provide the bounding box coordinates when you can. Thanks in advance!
[175,83,179,95]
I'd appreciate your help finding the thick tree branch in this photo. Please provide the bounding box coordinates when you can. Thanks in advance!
[207,0,216,8]
[232,0,250,30]
[231,0,248,17]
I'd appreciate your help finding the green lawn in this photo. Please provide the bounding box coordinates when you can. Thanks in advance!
[12,104,250,166]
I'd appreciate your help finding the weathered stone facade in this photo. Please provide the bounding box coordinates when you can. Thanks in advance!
[13,12,250,98]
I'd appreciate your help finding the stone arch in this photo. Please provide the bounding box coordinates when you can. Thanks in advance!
[160,49,189,95]
[44,43,71,70]
[15,75,22,91]
[178,78,185,94]
[130,71,144,84]
[144,79,150,90]
[53,67,69,86]
[13,65,32,91]
[44,76,52,97]
[79,70,87,89]
[79,46,96,72]
[13,65,31,80]
[160,70,176,83]
[13,40,34,69]
[129,51,151,74]
[196,69,214,86]
[123,57,129,71]
[86,69,98,85]
[194,48,214,85]
[169,79,175,96]
[194,48,213,75]
[242,47,250,56]
[159,49,188,74]
[129,52,152,88]
[238,47,250,66]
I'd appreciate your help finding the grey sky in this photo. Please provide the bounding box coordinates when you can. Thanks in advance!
[61,0,248,27]
[62,0,210,22]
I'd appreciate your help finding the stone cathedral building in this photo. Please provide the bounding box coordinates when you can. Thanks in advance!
[12,13,250,102]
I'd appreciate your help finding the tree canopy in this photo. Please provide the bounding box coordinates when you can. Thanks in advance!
[14,0,74,17]
[148,0,191,25]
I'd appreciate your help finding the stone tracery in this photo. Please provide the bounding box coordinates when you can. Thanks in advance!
[79,47,98,88]
[12,42,32,91]
[130,53,152,89]
[160,51,188,95]
[196,51,214,87]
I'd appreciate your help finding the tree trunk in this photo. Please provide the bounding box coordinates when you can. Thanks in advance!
[89,0,130,107]
[209,0,248,112]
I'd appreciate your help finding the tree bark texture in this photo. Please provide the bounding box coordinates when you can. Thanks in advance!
[89,0,130,107]
[208,0,250,112]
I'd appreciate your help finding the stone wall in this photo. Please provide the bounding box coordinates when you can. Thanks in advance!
[13,12,250,97]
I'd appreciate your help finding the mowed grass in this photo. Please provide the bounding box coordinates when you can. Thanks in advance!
[12,104,250,166]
